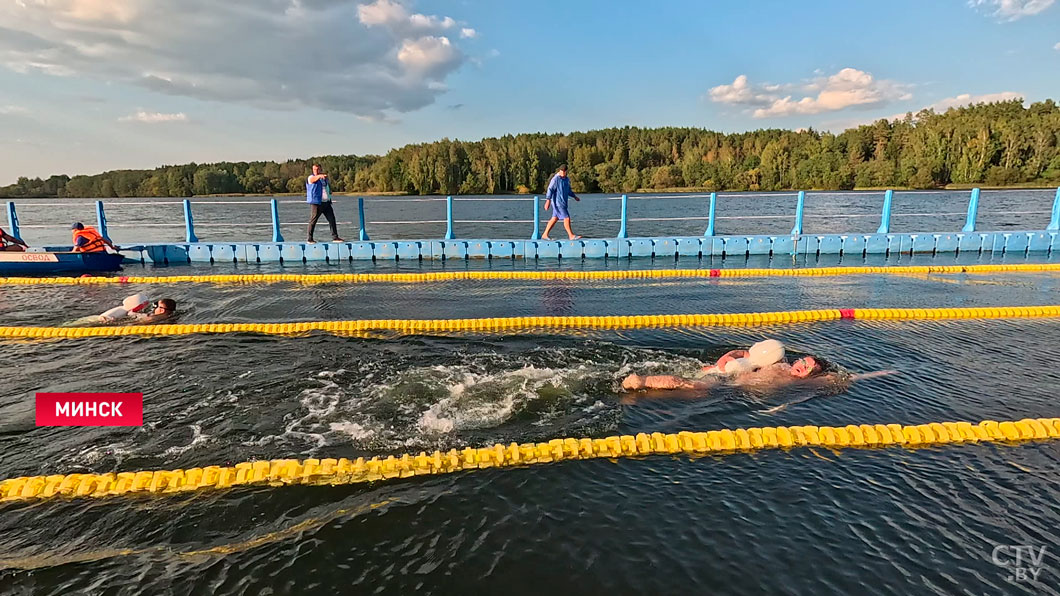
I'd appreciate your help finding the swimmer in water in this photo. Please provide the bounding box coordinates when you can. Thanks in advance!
[95,294,177,323]
[620,356,823,392]
[621,339,787,391]
[621,340,895,400]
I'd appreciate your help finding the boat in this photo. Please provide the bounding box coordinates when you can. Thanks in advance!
[0,251,125,275]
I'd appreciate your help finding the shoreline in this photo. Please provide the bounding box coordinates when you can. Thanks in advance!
[3,183,1056,200]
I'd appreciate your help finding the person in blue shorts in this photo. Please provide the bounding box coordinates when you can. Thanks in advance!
[542,165,581,240]
[306,164,344,244]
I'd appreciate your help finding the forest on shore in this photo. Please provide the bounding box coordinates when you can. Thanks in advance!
[2,99,1058,199]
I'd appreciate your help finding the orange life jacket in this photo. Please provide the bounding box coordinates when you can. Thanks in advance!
[72,227,107,253]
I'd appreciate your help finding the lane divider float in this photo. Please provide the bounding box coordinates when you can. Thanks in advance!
[1,263,1059,286]
[2,418,1056,503]
[1,305,1059,340]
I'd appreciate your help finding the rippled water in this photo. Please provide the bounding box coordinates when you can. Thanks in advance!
[2,257,1060,593]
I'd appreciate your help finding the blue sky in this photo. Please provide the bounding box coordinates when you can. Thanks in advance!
[0,0,1057,184]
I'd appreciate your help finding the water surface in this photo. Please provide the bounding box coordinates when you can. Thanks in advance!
[1,265,1059,593]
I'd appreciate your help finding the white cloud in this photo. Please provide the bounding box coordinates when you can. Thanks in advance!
[0,104,27,114]
[118,110,188,123]
[357,0,461,34]
[0,0,476,119]
[356,0,408,26]
[969,0,1055,20]
[1055,41,1060,50]
[408,14,454,30]
[924,91,1024,111]
[58,0,140,22]
[397,36,457,75]
[709,68,912,119]
[459,27,476,39]
[708,74,777,106]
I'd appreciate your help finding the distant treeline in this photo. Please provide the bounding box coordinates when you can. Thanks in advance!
[2,99,1059,199]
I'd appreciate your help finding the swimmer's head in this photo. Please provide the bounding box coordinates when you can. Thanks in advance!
[791,356,823,379]
[122,293,151,313]
[153,298,176,315]
[747,339,785,367]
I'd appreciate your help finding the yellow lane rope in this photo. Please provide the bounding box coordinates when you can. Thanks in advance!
[1,306,1059,339]
[2,418,1056,503]
[1,263,1059,286]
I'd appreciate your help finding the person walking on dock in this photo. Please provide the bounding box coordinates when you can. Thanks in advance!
[542,165,581,240]
[306,164,344,243]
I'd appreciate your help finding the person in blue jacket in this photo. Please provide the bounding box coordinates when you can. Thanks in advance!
[306,164,344,243]
[542,165,582,240]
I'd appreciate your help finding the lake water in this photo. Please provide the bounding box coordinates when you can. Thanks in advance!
[1,190,1059,593]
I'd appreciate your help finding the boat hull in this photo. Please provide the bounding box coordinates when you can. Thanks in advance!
[0,251,125,275]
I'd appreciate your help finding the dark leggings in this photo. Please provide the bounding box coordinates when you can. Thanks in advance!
[307,202,339,240]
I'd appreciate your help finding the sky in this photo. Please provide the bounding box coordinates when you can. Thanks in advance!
[0,0,1058,184]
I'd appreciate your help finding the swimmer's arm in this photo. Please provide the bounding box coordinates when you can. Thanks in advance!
[623,374,716,391]
[850,370,898,382]
[644,375,713,390]
[703,349,748,371]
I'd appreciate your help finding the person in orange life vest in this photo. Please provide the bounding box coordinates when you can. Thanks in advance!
[71,222,117,253]
[0,226,28,251]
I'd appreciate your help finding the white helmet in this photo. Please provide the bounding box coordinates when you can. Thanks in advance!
[747,339,785,367]
[122,293,151,313]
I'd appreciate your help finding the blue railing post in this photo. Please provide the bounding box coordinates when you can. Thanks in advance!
[5,201,20,241]
[704,192,717,237]
[531,196,540,239]
[617,194,628,238]
[876,189,893,234]
[444,195,455,240]
[182,199,199,243]
[270,198,284,242]
[358,197,370,241]
[95,200,110,241]
[1048,187,1060,232]
[791,190,805,235]
[962,187,980,233]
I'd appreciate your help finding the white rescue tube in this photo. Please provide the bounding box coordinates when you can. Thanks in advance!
[99,306,128,322]
[723,357,753,374]
[122,293,151,313]
[747,339,785,367]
